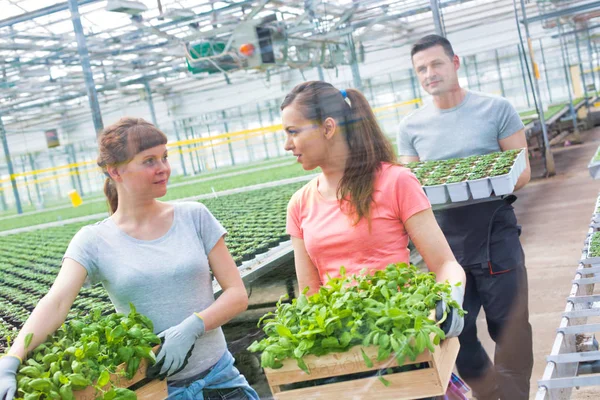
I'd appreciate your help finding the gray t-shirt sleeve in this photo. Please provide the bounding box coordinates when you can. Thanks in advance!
[195,203,227,256]
[397,118,418,157]
[497,98,525,140]
[62,226,99,287]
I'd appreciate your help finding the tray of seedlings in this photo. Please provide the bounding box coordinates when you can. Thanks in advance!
[589,193,600,230]
[406,148,526,205]
[248,264,463,400]
[582,230,600,266]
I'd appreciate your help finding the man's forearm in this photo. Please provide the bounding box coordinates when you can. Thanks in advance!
[513,167,531,191]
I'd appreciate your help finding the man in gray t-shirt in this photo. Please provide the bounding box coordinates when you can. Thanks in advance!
[398,35,533,400]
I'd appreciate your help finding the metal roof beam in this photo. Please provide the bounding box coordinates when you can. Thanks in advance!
[0,0,102,29]
[523,1,600,24]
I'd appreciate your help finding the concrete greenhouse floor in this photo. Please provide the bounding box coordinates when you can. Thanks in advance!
[479,127,600,399]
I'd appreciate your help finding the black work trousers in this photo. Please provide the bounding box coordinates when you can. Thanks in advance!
[456,261,533,400]
[435,199,534,400]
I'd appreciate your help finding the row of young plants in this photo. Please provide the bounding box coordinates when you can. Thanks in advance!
[248,263,464,386]
[0,183,304,349]
[405,149,522,186]
[584,193,600,262]
[587,231,600,259]
[519,97,585,125]
[0,161,312,233]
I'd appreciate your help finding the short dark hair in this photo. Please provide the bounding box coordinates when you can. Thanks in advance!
[411,34,455,59]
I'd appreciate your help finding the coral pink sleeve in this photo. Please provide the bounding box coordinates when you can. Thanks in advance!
[391,167,431,223]
[286,192,304,239]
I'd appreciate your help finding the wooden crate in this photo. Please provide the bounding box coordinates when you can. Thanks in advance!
[74,349,167,400]
[264,337,459,400]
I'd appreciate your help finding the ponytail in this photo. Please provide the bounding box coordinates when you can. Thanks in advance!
[103,178,118,215]
[281,81,395,224]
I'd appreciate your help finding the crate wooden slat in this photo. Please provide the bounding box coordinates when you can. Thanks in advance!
[265,337,459,400]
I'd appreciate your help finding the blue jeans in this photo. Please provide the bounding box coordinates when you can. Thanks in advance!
[166,350,259,400]
[168,386,249,400]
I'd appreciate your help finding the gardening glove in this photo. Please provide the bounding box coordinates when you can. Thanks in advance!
[435,285,465,339]
[0,355,20,400]
[152,314,205,378]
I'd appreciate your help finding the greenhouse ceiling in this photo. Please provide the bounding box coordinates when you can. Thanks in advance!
[0,0,599,127]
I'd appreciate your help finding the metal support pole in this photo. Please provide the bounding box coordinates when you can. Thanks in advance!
[268,103,282,156]
[67,0,103,136]
[182,122,197,174]
[595,42,600,93]
[239,107,253,163]
[575,32,590,111]
[586,28,597,96]
[473,55,482,91]
[388,73,401,125]
[463,57,472,89]
[257,104,269,159]
[80,144,92,194]
[539,39,553,104]
[67,144,84,196]
[367,79,376,104]
[0,115,22,213]
[429,0,445,36]
[190,126,203,172]
[410,69,420,109]
[0,185,6,211]
[48,151,62,198]
[495,49,506,97]
[517,44,532,108]
[222,110,236,166]
[558,19,579,134]
[207,125,218,169]
[172,121,188,176]
[28,153,42,206]
[347,34,363,91]
[520,0,555,176]
[144,81,158,127]
[317,65,325,81]
[20,155,33,206]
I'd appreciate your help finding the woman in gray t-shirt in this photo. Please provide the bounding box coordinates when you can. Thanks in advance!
[0,118,259,400]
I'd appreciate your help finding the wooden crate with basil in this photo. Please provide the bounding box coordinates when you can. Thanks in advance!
[13,305,167,400]
[248,264,463,400]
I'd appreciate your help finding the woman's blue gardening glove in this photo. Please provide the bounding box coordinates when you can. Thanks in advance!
[435,285,465,338]
[152,314,205,378]
[0,356,20,400]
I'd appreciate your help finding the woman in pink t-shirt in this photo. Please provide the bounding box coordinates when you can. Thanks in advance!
[282,81,466,340]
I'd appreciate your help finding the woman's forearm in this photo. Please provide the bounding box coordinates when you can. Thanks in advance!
[434,260,466,288]
[197,287,248,332]
[8,296,72,360]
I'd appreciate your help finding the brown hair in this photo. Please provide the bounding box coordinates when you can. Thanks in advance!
[411,34,455,59]
[281,81,396,224]
[97,117,168,214]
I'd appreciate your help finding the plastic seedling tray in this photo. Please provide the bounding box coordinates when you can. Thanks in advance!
[589,162,600,180]
[490,172,514,196]
[446,181,470,202]
[467,178,492,199]
[582,232,600,265]
[424,184,449,205]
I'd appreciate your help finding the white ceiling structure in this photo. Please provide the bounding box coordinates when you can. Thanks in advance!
[0,0,599,132]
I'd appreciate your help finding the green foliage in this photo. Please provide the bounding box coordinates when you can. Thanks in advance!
[11,304,158,400]
[248,264,464,375]
[405,149,523,184]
